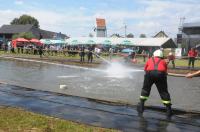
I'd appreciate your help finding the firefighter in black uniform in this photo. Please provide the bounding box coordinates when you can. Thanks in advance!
[137,49,172,117]
[80,46,85,62]
[87,46,93,63]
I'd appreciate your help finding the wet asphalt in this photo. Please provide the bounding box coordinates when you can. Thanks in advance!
[0,84,200,132]
[0,58,199,111]
[0,57,200,131]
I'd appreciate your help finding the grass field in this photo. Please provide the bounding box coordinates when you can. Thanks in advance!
[0,106,119,132]
[1,51,199,68]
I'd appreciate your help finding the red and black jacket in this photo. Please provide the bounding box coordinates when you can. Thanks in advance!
[144,57,167,73]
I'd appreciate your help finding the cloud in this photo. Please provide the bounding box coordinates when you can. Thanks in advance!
[1,0,200,37]
[0,10,22,25]
[79,6,87,11]
[14,0,24,5]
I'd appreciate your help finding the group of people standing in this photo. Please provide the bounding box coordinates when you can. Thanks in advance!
[79,46,95,63]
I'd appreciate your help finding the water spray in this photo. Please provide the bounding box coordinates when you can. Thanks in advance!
[92,52,143,78]
[92,52,111,64]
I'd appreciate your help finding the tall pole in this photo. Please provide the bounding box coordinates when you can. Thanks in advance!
[124,24,127,38]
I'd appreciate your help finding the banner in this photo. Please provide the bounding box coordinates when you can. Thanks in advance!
[175,48,182,57]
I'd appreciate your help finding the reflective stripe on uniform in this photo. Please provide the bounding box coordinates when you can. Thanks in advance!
[140,96,149,100]
[162,100,171,104]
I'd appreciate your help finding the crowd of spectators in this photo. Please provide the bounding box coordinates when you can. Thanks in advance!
[0,42,199,67]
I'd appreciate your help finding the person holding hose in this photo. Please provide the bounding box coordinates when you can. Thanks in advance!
[137,49,172,117]
[186,70,200,78]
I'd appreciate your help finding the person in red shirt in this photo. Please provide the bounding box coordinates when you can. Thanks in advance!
[137,49,172,117]
[188,48,198,69]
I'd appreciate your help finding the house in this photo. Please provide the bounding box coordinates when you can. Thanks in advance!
[181,22,200,53]
[0,24,68,42]
[95,18,107,37]
[154,31,168,38]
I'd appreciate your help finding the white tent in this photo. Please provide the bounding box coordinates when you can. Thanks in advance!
[65,37,176,48]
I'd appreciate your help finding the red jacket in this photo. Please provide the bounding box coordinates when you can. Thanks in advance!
[168,55,175,60]
[188,50,198,58]
[144,57,167,72]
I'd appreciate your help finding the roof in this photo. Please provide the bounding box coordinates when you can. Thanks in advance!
[0,24,33,34]
[183,22,200,28]
[154,31,168,38]
[0,24,68,39]
[96,18,106,27]
[40,29,68,39]
[66,37,176,48]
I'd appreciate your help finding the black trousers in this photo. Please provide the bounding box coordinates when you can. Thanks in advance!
[188,57,195,68]
[80,52,85,62]
[88,53,93,63]
[140,71,171,104]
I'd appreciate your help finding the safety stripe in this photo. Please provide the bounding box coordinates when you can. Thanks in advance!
[140,96,149,100]
[162,100,171,104]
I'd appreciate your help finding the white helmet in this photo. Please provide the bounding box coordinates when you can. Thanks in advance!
[153,49,163,58]
[169,52,173,55]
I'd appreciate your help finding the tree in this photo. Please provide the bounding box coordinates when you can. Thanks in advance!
[10,14,39,28]
[110,33,122,38]
[140,34,147,38]
[12,32,35,40]
[127,33,134,38]
[10,18,19,25]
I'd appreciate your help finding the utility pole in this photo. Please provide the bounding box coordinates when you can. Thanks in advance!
[177,17,186,55]
[178,17,185,33]
[124,22,127,38]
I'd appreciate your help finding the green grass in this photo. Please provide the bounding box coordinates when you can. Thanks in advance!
[0,50,199,68]
[0,106,119,132]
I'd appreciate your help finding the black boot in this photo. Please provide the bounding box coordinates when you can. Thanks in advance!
[137,100,145,114]
[166,104,172,117]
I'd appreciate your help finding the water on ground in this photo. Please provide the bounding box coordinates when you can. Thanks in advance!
[0,58,199,111]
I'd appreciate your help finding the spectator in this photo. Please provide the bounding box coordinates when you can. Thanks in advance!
[142,50,147,62]
[188,48,198,69]
[38,46,44,58]
[80,46,85,62]
[167,52,175,68]
[109,47,113,60]
[87,46,93,63]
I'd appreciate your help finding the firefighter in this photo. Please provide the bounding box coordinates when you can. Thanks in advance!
[80,46,85,62]
[167,52,175,68]
[137,49,172,117]
[188,48,198,69]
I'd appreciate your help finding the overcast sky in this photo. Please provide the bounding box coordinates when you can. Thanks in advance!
[0,0,199,37]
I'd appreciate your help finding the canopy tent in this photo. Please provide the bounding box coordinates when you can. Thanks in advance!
[50,39,66,44]
[40,39,52,45]
[11,38,29,48]
[40,39,67,45]
[67,39,83,45]
[12,38,44,47]
[120,39,134,46]
[102,39,112,45]
[129,38,177,48]
[29,38,43,46]
[13,38,29,42]
[86,40,96,45]
[65,37,176,48]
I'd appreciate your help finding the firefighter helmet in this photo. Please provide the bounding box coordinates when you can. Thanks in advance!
[153,50,163,58]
